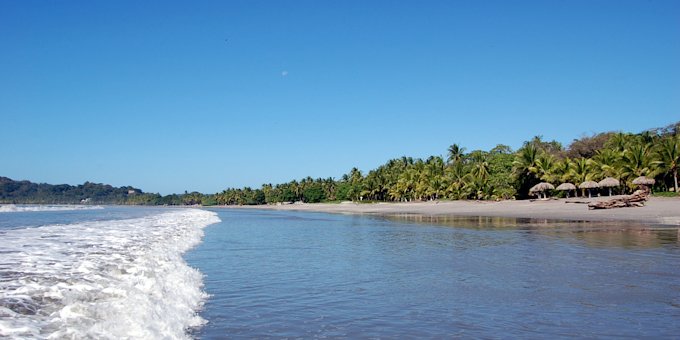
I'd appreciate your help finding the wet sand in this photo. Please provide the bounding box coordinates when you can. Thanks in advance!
[232,196,680,227]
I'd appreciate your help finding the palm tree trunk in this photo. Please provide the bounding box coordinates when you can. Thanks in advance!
[674,168,678,193]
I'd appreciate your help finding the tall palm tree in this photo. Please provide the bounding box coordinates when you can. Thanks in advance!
[654,136,680,192]
[536,153,557,183]
[512,144,541,198]
[620,143,655,179]
[567,158,595,196]
[591,149,621,180]
[469,151,490,182]
[605,132,633,153]
[447,144,466,165]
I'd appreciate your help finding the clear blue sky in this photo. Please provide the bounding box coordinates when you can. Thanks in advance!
[1,0,678,194]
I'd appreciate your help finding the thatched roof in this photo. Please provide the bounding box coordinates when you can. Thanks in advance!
[555,183,576,191]
[579,181,599,189]
[598,177,620,188]
[632,176,655,185]
[529,182,555,193]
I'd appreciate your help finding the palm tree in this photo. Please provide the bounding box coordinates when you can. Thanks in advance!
[654,136,680,192]
[469,151,490,182]
[567,158,595,196]
[536,153,557,183]
[591,149,621,180]
[605,132,633,153]
[513,144,539,176]
[512,144,541,198]
[447,144,466,165]
[444,162,467,199]
[620,143,655,191]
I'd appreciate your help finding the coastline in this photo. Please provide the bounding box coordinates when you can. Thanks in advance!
[221,196,680,227]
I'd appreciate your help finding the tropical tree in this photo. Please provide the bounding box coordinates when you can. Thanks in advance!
[591,148,621,180]
[654,136,680,192]
[567,158,595,184]
[619,143,655,191]
[535,153,557,183]
[447,143,466,165]
[512,144,541,198]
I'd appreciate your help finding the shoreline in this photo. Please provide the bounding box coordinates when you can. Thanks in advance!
[218,196,680,227]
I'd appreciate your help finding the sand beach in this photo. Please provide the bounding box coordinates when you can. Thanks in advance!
[235,196,680,227]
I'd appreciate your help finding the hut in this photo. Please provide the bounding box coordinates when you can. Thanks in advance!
[598,177,620,196]
[632,176,655,186]
[632,176,655,193]
[579,181,599,198]
[555,183,577,198]
[529,182,555,199]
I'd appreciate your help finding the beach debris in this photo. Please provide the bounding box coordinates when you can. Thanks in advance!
[598,177,620,196]
[579,181,599,198]
[529,182,554,199]
[565,200,591,204]
[555,183,577,198]
[587,187,650,209]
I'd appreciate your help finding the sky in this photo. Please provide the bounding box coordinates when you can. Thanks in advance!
[1,0,678,194]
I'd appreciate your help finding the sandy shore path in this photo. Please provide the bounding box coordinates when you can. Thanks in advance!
[225,196,680,227]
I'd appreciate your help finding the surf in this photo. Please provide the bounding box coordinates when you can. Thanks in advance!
[0,208,220,339]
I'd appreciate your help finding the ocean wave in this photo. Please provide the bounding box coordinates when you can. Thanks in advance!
[0,209,220,339]
[0,205,105,213]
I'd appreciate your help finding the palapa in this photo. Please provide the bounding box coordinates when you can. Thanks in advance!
[632,176,655,186]
[555,183,576,198]
[579,181,599,198]
[579,181,599,189]
[598,177,620,196]
[556,183,576,191]
[529,182,554,199]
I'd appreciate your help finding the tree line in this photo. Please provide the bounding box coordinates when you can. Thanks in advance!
[1,121,678,205]
[208,121,679,205]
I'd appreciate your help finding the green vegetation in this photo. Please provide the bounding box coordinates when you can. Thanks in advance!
[2,121,678,206]
[0,177,156,204]
[653,192,680,197]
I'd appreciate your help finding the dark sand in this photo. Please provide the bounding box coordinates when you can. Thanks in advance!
[230,196,680,227]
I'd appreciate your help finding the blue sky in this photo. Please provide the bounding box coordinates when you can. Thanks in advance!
[1,0,678,194]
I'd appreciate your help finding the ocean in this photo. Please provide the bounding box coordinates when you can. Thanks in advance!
[0,205,219,339]
[2,205,679,338]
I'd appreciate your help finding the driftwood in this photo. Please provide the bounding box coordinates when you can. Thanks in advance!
[587,189,650,210]
[565,200,592,204]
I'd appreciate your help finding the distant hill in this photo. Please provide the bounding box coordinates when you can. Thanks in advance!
[0,177,143,204]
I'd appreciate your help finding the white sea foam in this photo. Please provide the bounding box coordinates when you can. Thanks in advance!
[0,209,220,339]
[0,205,105,213]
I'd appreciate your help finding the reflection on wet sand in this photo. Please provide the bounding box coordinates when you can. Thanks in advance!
[383,214,680,249]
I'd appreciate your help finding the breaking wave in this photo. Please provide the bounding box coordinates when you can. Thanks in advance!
[0,208,220,339]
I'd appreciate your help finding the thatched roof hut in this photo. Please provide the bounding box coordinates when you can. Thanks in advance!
[530,182,554,193]
[598,177,620,196]
[555,182,576,198]
[579,181,599,189]
[579,181,599,198]
[598,177,620,187]
[556,183,576,191]
[632,176,655,186]
[529,182,554,198]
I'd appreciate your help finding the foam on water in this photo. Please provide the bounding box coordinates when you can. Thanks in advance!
[0,208,220,339]
[0,205,105,213]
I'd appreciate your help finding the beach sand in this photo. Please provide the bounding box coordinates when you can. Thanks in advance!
[230,196,680,227]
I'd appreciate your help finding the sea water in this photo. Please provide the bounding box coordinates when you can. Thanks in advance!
[2,206,680,338]
[0,205,219,339]
[188,209,680,338]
